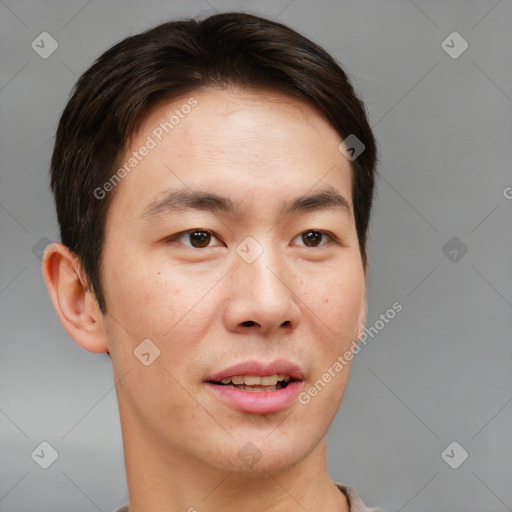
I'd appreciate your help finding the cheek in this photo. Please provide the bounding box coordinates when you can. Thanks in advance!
[103,250,227,370]
[117,356,209,446]
[296,268,361,421]
[301,263,364,341]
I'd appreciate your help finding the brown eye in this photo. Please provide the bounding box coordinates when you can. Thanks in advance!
[188,230,212,248]
[295,229,338,248]
[167,228,222,249]
[301,230,325,247]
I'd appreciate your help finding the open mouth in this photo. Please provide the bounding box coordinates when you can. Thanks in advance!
[209,374,296,392]
[205,362,305,413]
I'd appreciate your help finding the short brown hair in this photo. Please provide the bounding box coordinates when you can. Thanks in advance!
[50,12,377,313]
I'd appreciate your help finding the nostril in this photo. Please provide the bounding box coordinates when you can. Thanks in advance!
[242,320,256,327]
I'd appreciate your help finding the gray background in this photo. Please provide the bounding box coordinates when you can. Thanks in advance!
[1,1,511,511]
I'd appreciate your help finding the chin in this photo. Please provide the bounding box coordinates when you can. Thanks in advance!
[198,428,319,477]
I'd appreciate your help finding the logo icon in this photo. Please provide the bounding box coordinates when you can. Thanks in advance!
[441,441,468,469]
[237,442,262,468]
[31,441,59,469]
[31,32,59,59]
[32,237,52,261]
[441,32,468,59]
[339,134,365,161]
[442,236,468,263]
[236,236,264,264]
[134,339,161,366]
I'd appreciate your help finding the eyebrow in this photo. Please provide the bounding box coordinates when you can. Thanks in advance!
[140,186,350,219]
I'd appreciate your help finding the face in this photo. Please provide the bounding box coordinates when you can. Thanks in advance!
[100,87,366,475]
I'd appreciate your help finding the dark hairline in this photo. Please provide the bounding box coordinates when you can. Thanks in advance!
[50,13,377,313]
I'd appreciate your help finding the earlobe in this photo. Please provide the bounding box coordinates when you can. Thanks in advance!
[41,242,109,354]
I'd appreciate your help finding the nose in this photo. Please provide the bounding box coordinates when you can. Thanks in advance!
[222,243,301,337]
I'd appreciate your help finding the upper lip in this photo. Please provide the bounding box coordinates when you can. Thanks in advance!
[206,359,305,383]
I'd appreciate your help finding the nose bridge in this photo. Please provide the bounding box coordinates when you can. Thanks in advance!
[238,234,288,295]
[228,234,299,332]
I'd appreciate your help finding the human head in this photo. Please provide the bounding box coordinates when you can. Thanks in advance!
[42,11,379,493]
[49,12,377,313]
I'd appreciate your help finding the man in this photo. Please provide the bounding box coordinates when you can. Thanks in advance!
[42,12,381,512]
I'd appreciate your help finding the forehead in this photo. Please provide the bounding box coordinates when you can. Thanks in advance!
[109,87,353,220]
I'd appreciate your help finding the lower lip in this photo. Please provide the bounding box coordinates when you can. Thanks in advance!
[205,381,304,414]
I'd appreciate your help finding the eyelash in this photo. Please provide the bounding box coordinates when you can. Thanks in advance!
[167,229,339,248]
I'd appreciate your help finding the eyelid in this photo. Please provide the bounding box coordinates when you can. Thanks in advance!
[167,229,224,247]
[166,228,339,248]
[292,229,339,247]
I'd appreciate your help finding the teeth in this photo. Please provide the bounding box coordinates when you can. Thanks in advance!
[261,374,279,385]
[238,385,277,392]
[244,375,262,385]
[218,374,291,385]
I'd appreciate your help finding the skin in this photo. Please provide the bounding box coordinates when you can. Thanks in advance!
[42,87,367,512]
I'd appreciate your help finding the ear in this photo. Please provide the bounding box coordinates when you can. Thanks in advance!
[355,293,367,342]
[41,242,109,353]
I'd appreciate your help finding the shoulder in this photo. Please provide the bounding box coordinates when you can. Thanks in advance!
[114,484,383,512]
[335,482,384,512]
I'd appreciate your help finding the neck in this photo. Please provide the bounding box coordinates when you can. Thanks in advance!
[117,396,348,512]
